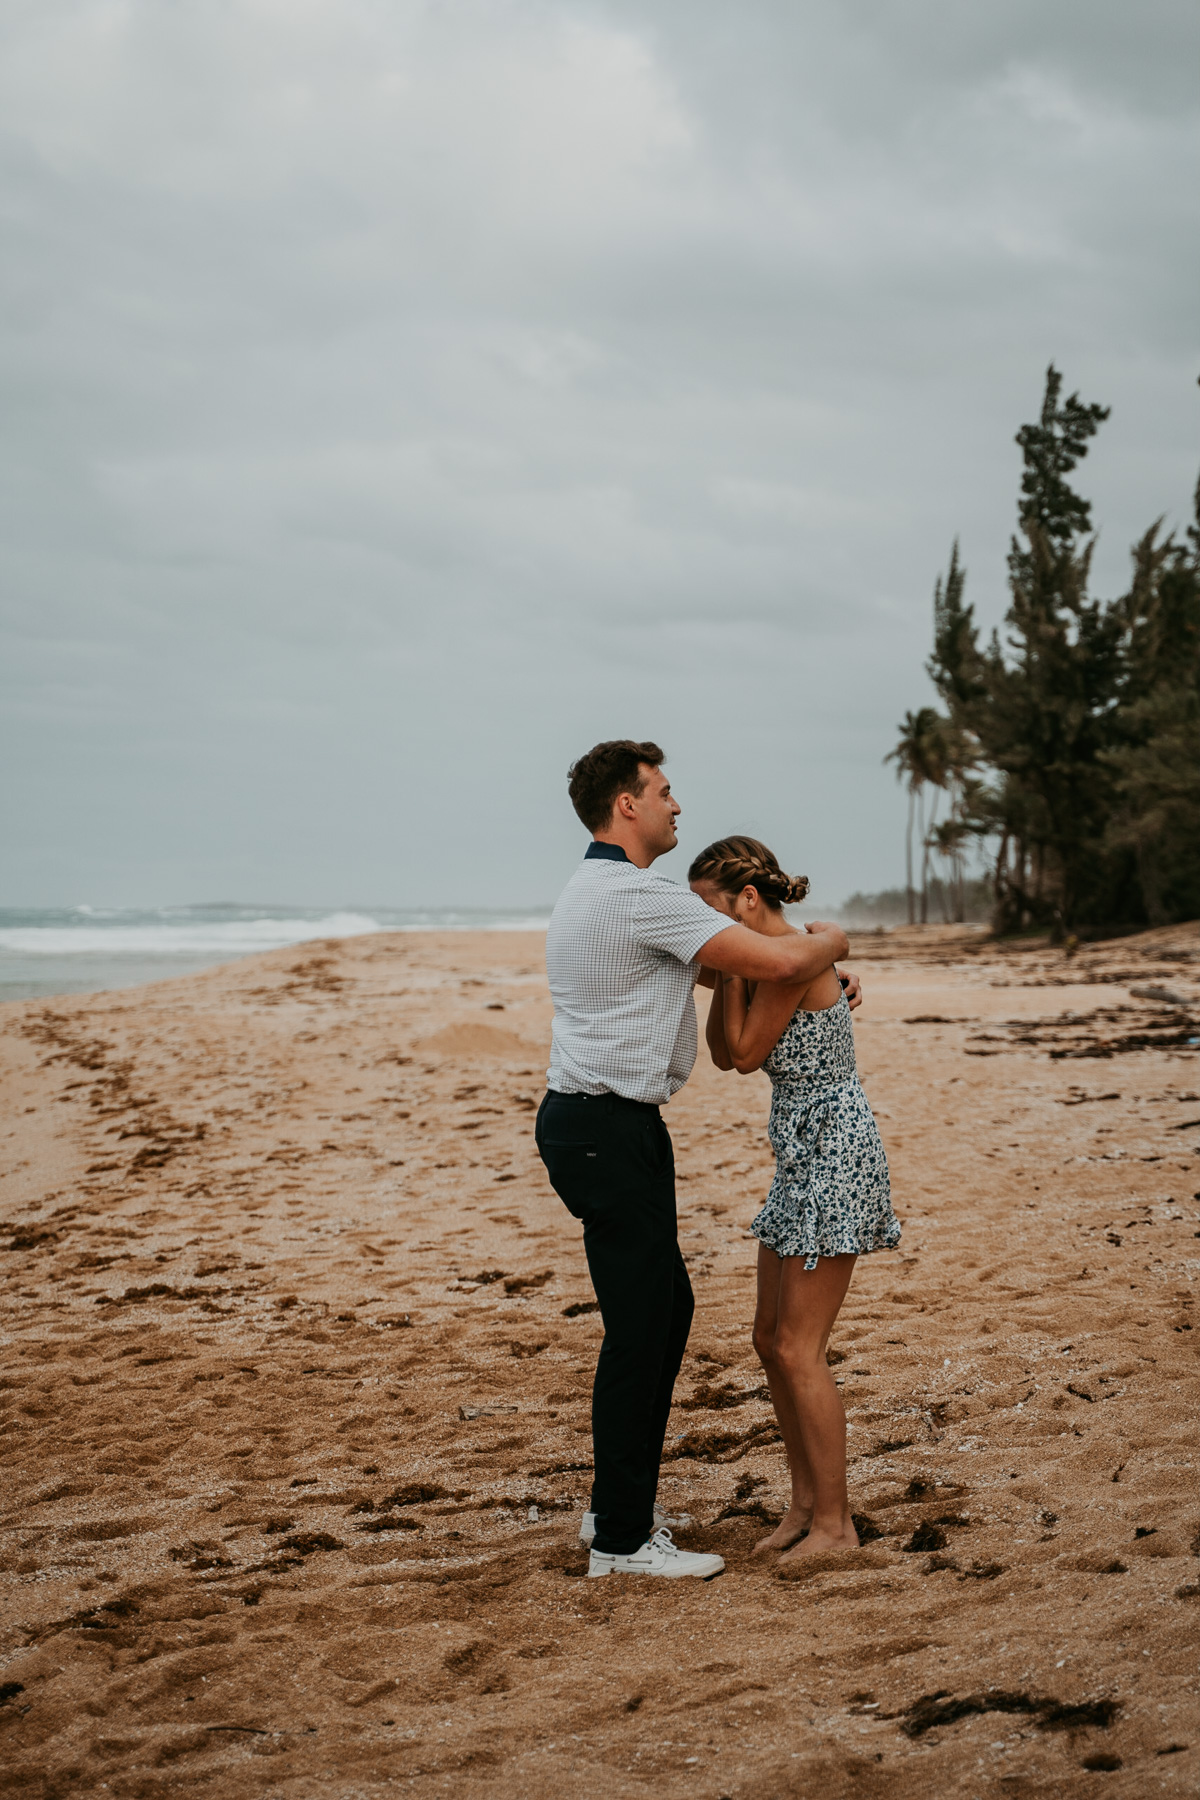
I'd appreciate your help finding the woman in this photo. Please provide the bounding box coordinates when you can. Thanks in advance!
[689,836,900,1563]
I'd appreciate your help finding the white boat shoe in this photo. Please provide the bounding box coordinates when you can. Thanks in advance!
[579,1504,691,1546]
[588,1527,724,1581]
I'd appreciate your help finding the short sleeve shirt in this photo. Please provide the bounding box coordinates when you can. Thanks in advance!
[545,845,731,1104]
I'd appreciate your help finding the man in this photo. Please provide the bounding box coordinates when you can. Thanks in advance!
[535,740,855,1580]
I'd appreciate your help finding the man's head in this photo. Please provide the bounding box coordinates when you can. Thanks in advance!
[567,739,679,864]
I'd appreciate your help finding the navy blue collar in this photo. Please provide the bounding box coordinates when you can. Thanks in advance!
[585,841,631,863]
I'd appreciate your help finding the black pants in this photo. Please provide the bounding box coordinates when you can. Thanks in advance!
[535,1089,694,1555]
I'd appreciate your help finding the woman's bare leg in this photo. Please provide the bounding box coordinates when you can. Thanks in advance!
[768,1253,859,1561]
[751,1245,817,1553]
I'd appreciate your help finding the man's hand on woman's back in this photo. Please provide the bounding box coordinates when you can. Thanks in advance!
[839,970,862,1010]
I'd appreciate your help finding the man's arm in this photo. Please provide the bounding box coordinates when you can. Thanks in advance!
[698,920,849,984]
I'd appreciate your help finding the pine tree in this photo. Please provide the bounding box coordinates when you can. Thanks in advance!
[925,541,982,921]
[1104,479,1200,922]
[929,539,982,710]
[898,365,1199,936]
[926,367,1121,932]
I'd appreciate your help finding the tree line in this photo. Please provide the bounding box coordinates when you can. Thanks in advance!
[840,880,993,929]
[889,365,1200,936]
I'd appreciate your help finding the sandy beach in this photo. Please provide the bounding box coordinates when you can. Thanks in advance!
[1,923,1198,1799]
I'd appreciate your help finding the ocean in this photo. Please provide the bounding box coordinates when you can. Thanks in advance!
[0,905,552,1003]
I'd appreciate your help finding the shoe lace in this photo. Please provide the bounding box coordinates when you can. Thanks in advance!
[649,1527,676,1553]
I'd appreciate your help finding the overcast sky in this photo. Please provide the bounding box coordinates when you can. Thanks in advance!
[3,0,1197,910]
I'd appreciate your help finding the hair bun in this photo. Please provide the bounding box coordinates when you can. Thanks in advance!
[688,835,811,913]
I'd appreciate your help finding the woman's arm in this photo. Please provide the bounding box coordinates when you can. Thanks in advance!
[705,966,734,1070]
[720,973,811,1074]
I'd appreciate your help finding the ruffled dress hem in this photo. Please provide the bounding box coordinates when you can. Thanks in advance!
[750,1214,902,1270]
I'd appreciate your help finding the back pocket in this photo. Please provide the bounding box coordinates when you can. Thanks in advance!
[538,1138,600,1217]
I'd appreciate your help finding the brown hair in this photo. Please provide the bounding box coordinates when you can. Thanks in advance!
[687,835,810,910]
[567,740,665,833]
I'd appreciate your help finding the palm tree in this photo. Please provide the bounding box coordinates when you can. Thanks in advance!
[886,707,948,925]
[930,815,970,920]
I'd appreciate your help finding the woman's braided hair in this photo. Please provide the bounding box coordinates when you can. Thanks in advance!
[687,835,810,910]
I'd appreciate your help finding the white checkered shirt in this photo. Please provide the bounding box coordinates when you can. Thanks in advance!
[545,851,731,1105]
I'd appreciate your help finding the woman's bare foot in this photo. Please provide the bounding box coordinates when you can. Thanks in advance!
[776,1520,860,1564]
[752,1507,812,1556]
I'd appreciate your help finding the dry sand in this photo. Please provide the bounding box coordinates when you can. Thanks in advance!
[1,923,1198,1799]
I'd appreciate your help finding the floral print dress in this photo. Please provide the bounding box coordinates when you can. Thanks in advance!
[750,992,899,1268]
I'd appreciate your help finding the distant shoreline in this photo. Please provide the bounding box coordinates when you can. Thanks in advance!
[0,902,1000,1005]
[0,907,553,1004]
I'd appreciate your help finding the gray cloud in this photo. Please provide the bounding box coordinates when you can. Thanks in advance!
[2,0,1197,907]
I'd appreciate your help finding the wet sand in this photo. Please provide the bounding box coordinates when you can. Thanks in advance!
[1,923,1198,1798]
